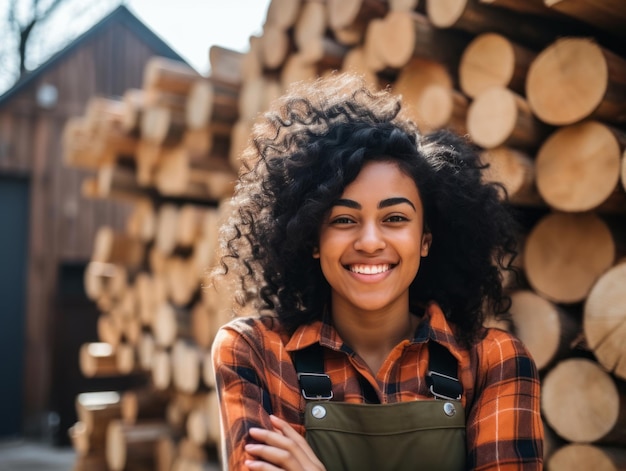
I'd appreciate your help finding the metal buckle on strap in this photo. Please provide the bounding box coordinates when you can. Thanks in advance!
[427,370,462,401]
[297,372,334,400]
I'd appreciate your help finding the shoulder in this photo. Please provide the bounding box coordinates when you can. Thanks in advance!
[472,327,538,379]
[212,314,288,357]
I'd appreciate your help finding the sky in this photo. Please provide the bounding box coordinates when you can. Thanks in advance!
[0,0,272,93]
[125,0,272,75]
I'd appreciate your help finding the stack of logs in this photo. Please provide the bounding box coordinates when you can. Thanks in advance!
[62,0,626,470]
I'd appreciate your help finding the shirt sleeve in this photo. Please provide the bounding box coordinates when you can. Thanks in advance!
[211,321,275,470]
[465,330,544,470]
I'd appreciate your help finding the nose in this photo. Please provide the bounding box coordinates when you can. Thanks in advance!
[354,222,386,253]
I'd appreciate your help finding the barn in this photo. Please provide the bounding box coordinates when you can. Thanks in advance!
[0,4,189,443]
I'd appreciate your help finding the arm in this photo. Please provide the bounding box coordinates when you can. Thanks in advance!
[465,331,544,471]
[212,323,275,469]
[212,320,324,471]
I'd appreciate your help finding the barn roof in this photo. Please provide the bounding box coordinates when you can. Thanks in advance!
[0,4,191,106]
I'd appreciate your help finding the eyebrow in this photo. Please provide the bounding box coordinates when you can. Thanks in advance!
[333,197,416,211]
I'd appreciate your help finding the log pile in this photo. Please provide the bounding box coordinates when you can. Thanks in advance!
[62,0,626,469]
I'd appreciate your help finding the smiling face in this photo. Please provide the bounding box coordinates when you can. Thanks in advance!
[315,160,432,318]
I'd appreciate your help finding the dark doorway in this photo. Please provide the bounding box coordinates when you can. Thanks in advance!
[0,176,30,437]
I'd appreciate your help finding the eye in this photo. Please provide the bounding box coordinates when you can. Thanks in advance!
[385,215,409,223]
[330,216,356,225]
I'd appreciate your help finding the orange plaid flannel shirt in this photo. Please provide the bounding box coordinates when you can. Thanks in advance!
[212,302,544,470]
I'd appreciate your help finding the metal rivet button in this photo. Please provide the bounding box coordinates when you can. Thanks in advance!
[311,405,327,419]
[443,402,456,417]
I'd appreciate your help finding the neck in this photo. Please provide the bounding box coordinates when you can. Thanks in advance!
[331,301,418,374]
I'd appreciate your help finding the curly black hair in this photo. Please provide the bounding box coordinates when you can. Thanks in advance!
[214,73,519,346]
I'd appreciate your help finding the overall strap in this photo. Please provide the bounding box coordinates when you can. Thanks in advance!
[293,344,380,403]
[294,341,462,402]
[294,344,333,400]
[426,341,462,401]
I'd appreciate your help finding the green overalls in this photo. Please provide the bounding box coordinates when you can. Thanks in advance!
[294,342,466,470]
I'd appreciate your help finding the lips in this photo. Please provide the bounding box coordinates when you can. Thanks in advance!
[347,263,395,274]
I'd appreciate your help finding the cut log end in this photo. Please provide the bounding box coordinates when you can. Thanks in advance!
[536,121,622,212]
[526,38,608,125]
[523,212,615,303]
[542,358,619,443]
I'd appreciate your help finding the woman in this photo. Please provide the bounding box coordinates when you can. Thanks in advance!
[211,74,543,470]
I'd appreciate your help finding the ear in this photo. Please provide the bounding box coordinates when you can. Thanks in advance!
[421,233,432,257]
[312,247,320,259]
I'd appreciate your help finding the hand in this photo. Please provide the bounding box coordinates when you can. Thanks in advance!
[244,415,326,471]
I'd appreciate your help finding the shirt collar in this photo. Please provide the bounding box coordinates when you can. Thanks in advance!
[285,302,464,362]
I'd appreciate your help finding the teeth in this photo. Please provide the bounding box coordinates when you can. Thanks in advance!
[349,264,390,274]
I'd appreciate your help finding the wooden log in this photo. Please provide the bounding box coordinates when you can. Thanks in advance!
[143,56,201,97]
[365,11,468,72]
[125,199,156,243]
[153,146,236,202]
[91,226,144,268]
[204,390,221,446]
[548,443,626,471]
[79,342,120,377]
[542,358,626,445]
[459,33,537,98]
[106,419,172,471]
[584,262,626,381]
[340,47,380,90]
[141,105,187,146]
[467,86,549,150]
[202,349,216,389]
[327,0,388,32]
[479,146,542,206]
[535,121,625,212]
[155,436,176,471]
[153,302,192,348]
[523,212,616,303]
[294,1,327,54]
[172,339,204,394]
[75,391,121,438]
[238,76,283,122]
[186,407,211,446]
[280,53,319,87]
[526,37,626,126]
[97,313,122,348]
[544,0,626,38]
[241,36,263,82]
[154,203,180,256]
[413,85,468,134]
[508,290,579,370]
[95,162,144,203]
[176,204,206,249]
[191,303,217,350]
[260,25,293,70]
[121,89,145,135]
[138,332,156,371]
[151,348,172,391]
[296,36,348,72]
[136,140,161,186]
[165,256,201,307]
[84,261,127,301]
[185,79,239,130]
[121,388,170,425]
[116,341,138,375]
[135,272,159,326]
[265,0,302,30]
[208,45,244,88]
[426,0,575,48]
[228,119,253,171]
